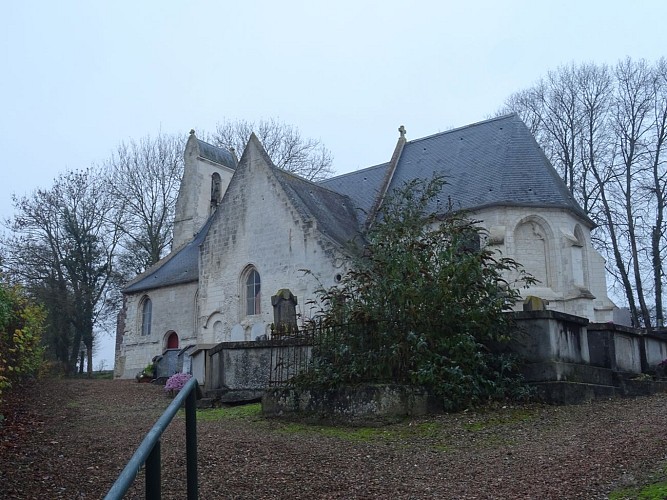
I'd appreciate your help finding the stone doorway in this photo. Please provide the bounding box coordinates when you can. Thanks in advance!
[166,331,179,349]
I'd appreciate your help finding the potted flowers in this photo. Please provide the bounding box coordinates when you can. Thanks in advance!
[136,362,155,383]
[164,372,192,397]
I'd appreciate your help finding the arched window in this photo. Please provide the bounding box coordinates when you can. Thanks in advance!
[210,172,222,210]
[141,297,152,336]
[514,218,551,287]
[572,225,588,288]
[213,321,225,342]
[244,268,261,316]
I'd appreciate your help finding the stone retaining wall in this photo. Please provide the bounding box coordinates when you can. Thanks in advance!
[262,385,439,426]
[202,311,667,409]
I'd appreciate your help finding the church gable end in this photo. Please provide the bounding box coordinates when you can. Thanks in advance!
[197,134,350,344]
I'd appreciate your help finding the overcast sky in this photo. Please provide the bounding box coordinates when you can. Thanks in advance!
[2,0,666,368]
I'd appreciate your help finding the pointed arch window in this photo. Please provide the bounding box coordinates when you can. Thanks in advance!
[514,218,551,287]
[244,268,261,316]
[141,297,152,336]
[572,225,588,288]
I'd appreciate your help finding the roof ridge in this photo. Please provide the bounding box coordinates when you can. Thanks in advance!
[322,161,390,183]
[196,137,232,152]
[270,165,361,250]
[274,166,354,200]
[365,129,407,230]
[406,113,518,145]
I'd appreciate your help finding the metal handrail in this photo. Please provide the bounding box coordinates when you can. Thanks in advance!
[105,376,199,500]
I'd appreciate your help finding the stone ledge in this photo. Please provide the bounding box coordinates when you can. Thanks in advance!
[512,310,589,325]
[208,338,311,355]
[532,378,667,404]
[262,385,441,426]
[521,361,616,386]
[532,381,617,404]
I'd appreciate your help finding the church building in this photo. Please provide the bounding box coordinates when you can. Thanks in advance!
[114,114,615,379]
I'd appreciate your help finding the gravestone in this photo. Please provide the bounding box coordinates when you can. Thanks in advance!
[523,295,548,311]
[230,324,245,341]
[272,289,298,336]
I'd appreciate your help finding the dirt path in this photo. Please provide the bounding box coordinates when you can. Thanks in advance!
[1,378,666,499]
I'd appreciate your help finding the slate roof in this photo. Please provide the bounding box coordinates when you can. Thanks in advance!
[322,114,589,225]
[272,168,362,249]
[123,217,213,293]
[395,114,588,220]
[197,139,237,169]
[319,162,390,226]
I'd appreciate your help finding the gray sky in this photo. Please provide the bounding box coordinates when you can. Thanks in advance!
[2,0,666,369]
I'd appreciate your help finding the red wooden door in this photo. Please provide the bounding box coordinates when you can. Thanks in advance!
[166,332,179,349]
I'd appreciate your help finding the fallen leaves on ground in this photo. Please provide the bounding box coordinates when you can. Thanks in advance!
[1,378,666,499]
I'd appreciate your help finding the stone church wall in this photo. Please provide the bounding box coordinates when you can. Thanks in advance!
[197,145,347,345]
[116,281,198,379]
[473,206,614,322]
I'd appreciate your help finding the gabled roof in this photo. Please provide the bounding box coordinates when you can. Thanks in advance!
[123,217,213,294]
[196,138,237,169]
[272,168,362,249]
[319,162,390,226]
[321,114,589,226]
[236,133,363,250]
[393,114,589,221]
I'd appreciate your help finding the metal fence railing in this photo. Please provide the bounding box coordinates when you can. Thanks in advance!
[268,320,407,386]
[104,376,199,500]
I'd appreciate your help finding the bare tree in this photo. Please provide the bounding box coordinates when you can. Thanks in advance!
[2,168,121,375]
[3,186,74,366]
[647,58,667,326]
[575,63,614,217]
[501,57,667,329]
[210,118,334,181]
[106,133,185,275]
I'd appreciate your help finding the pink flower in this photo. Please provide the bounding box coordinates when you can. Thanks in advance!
[164,372,192,392]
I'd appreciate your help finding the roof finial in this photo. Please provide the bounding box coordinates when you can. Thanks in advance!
[189,129,196,136]
[399,125,406,139]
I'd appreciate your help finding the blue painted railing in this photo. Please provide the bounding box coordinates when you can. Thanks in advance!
[104,377,199,499]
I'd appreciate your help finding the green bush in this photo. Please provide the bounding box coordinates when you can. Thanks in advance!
[0,282,46,402]
[296,177,535,410]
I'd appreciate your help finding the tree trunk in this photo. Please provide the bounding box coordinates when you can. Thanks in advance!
[68,330,82,376]
[86,344,93,378]
[653,225,664,327]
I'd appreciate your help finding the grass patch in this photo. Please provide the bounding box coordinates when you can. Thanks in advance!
[194,401,536,453]
[196,403,262,421]
[68,370,114,380]
[277,422,387,442]
[276,419,452,448]
[198,402,448,445]
[609,464,667,500]
[462,408,536,431]
[412,421,440,437]
[609,482,667,500]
